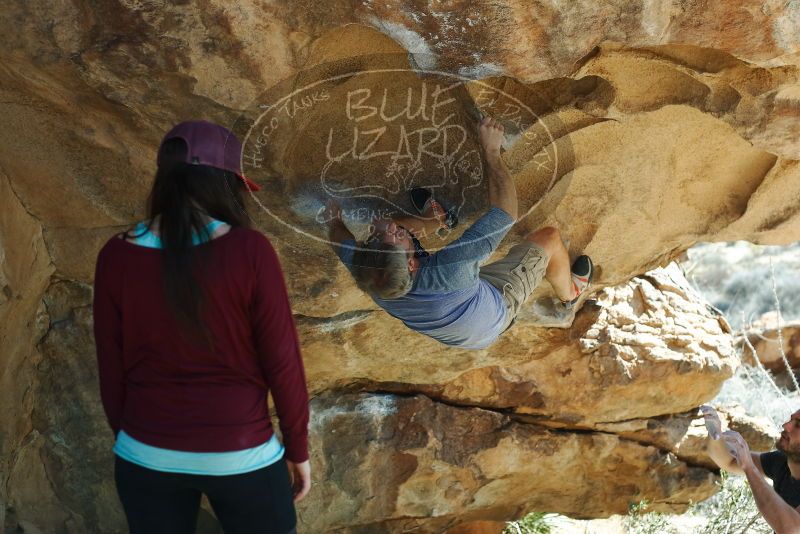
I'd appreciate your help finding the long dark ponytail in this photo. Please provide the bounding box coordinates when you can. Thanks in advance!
[129,137,252,346]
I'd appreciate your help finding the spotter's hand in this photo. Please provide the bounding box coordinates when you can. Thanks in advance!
[721,430,753,468]
[700,405,723,440]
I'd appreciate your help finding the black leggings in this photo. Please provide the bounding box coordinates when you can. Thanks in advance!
[114,456,297,534]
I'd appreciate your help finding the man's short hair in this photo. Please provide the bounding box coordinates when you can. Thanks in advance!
[351,241,413,299]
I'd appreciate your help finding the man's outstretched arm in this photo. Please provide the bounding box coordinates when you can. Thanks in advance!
[480,117,518,221]
[745,465,800,534]
[725,431,800,534]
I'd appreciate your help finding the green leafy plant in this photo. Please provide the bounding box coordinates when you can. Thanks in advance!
[623,500,677,534]
[691,472,772,534]
[503,511,554,534]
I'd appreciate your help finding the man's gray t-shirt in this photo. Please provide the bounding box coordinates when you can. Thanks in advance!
[337,207,514,349]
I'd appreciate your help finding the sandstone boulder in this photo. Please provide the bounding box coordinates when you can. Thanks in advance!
[299,392,717,533]
[300,265,737,428]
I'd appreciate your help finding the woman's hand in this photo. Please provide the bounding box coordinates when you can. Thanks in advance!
[286,459,312,503]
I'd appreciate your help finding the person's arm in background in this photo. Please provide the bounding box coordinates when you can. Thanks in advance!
[725,430,800,534]
[701,405,763,476]
[481,117,518,221]
[250,234,311,503]
[93,243,125,437]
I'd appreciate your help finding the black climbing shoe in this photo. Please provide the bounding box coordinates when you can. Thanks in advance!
[562,255,593,309]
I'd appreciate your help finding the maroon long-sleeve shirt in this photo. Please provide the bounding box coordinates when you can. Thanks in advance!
[92,227,309,462]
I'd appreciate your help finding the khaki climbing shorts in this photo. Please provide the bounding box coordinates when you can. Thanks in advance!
[479,241,549,329]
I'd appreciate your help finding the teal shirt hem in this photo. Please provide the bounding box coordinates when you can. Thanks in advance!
[114,431,284,476]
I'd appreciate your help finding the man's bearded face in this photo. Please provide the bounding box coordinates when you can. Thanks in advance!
[777,410,800,461]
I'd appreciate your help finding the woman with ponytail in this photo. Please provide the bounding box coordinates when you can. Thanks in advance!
[93,120,310,534]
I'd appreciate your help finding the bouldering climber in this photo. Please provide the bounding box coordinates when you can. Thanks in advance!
[326,116,593,350]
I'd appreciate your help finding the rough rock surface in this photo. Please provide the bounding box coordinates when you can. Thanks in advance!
[302,265,737,426]
[2,1,799,532]
[300,393,716,533]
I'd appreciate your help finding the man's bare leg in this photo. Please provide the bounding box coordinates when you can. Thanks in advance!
[525,227,575,302]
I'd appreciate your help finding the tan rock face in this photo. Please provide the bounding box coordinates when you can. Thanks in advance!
[1,1,799,532]
[300,393,718,533]
[0,171,55,529]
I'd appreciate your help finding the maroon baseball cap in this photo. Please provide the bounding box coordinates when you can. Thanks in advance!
[157,120,261,192]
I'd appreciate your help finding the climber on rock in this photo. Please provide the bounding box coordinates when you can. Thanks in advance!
[702,405,800,534]
[326,116,593,350]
